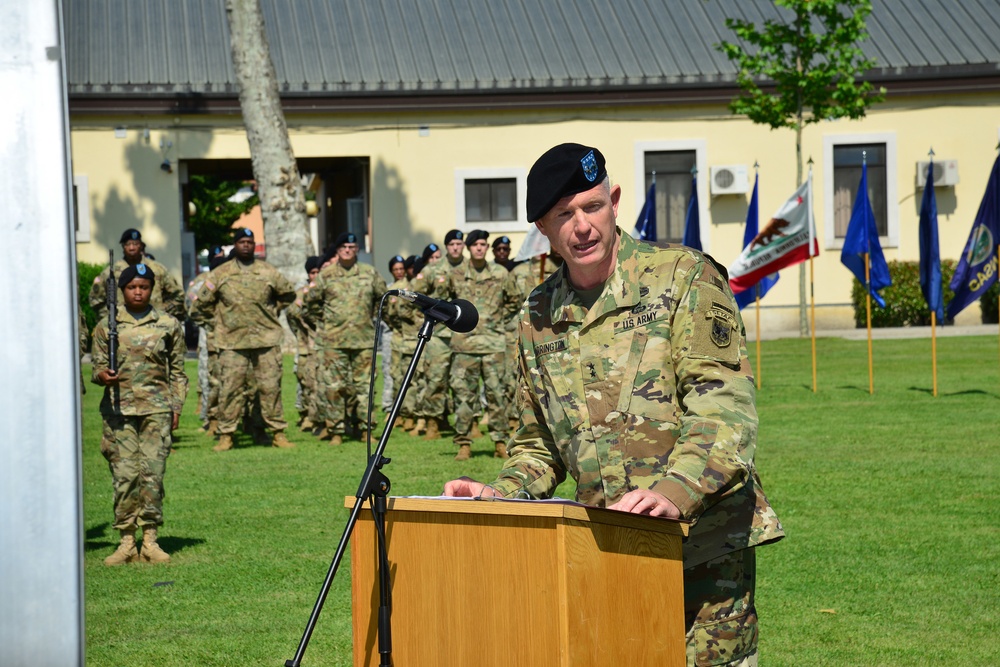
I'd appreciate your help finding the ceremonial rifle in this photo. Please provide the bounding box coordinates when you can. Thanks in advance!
[107,250,118,374]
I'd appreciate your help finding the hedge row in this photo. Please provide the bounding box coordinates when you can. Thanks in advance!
[78,261,104,336]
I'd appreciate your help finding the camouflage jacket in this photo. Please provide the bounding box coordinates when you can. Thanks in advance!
[304,260,387,349]
[285,283,318,355]
[410,256,466,340]
[505,261,537,336]
[189,259,295,350]
[185,269,216,351]
[91,305,189,416]
[89,258,185,322]
[448,260,522,354]
[491,231,784,569]
[384,278,422,355]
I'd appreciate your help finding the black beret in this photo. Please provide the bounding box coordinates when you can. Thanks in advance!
[118,262,155,289]
[388,255,405,271]
[492,235,511,249]
[465,229,489,245]
[526,143,607,222]
[334,232,358,249]
[422,243,440,261]
[119,228,142,244]
[209,245,224,257]
[234,227,254,240]
[444,229,464,244]
[412,256,426,275]
[403,254,418,271]
[305,256,321,273]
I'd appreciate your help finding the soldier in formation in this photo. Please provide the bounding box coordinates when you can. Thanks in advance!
[92,263,188,565]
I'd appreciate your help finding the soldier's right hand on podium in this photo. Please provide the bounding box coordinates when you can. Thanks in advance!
[443,477,502,498]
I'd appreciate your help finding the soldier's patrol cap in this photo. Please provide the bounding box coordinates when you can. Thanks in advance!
[118,262,155,289]
[119,228,142,244]
[305,256,321,273]
[465,229,489,245]
[444,229,464,244]
[422,243,440,261]
[235,227,255,240]
[492,235,511,249]
[388,255,405,271]
[526,143,607,222]
[334,232,358,248]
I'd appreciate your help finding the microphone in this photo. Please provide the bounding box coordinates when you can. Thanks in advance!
[388,289,479,333]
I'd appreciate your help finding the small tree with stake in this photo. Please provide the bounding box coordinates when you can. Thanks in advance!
[716,0,885,335]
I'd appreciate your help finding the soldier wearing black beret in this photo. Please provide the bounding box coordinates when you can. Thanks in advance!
[88,228,185,323]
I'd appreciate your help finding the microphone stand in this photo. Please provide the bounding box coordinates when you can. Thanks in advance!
[286,316,437,667]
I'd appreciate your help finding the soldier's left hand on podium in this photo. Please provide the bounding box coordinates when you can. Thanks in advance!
[608,489,680,519]
[443,477,501,498]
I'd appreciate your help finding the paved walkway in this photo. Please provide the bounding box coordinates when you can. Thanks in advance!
[757,323,998,341]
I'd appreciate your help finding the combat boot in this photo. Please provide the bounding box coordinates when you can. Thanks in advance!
[402,417,414,431]
[299,417,315,431]
[494,442,509,459]
[409,418,426,437]
[272,431,295,448]
[328,434,343,446]
[393,416,404,428]
[423,418,441,441]
[469,422,483,440]
[103,529,138,566]
[454,444,472,461]
[213,434,234,452]
[206,419,218,436]
[140,527,171,564]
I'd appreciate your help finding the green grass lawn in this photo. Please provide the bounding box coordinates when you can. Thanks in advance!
[82,336,1000,666]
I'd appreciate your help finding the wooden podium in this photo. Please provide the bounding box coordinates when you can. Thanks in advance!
[347,496,688,666]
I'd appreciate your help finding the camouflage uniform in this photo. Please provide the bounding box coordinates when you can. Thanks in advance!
[285,283,319,423]
[384,278,423,420]
[305,260,386,435]
[186,270,212,422]
[449,261,522,445]
[92,305,188,530]
[501,261,537,426]
[89,257,185,323]
[189,259,296,435]
[489,231,784,666]
[409,256,465,425]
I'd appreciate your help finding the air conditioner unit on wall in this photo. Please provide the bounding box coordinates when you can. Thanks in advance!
[916,159,959,187]
[710,165,749,195]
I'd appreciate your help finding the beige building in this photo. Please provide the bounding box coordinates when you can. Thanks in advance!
[67,0,1000,330]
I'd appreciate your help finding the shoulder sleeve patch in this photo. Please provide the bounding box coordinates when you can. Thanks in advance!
[690,294,740,365]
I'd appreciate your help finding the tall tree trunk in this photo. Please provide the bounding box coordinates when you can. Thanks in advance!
[225,0,310,284]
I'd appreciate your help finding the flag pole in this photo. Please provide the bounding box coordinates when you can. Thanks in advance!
[931,309,938,397]
[864,251,874,395]
[755,286,761,390]
[807,159,817,393]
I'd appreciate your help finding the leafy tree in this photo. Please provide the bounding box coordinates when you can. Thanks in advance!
[717,0,885,335]
[188,175,259,251]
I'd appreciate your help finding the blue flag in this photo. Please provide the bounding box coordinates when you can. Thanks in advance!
[947,153,1000,319]
[734,173,780,310]
[841,162,892,307]
[632,182,657,242]
[918,160,944,321]
[683,174,702,251]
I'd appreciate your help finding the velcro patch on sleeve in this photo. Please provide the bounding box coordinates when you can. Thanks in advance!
[691,297,740,365]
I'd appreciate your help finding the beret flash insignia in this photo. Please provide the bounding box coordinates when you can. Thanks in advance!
[580,150,599,182]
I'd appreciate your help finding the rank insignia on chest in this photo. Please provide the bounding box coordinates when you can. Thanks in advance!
[706,302,737,348]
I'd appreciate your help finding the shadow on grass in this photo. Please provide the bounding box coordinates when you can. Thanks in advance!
[85,522,113,551]
[908,386,999,398]
[158,535,206,554]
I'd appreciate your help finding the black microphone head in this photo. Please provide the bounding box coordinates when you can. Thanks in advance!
[449,299,479,333]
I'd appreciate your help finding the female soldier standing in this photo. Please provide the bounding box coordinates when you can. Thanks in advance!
[92,263,188,565]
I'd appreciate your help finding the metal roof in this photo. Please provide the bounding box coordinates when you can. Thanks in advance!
[65,0,1000,98]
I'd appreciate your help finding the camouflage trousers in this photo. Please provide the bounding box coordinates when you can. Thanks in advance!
[413,336,451,421]
[389,347,418,419]
[316,346,373,434]
[380,324,393,411]
[100,412,172,530]
[295,352,318,421]
[217,347,286,434]
[684,547,759,667]
[206,348,220,421]
[450,351,506,443]
[197,327,209,422]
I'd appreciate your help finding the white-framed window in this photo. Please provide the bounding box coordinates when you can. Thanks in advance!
[823,132,898,249]
[73,174,91,242]
[633,140,708,251]
[454,167,527,233]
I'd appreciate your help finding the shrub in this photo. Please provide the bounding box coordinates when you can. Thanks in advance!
[850,259,956,327]
[980,281,999,324]
[78,260,105,336]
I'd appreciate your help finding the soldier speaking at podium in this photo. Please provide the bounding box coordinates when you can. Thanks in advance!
[445,143,784,666]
